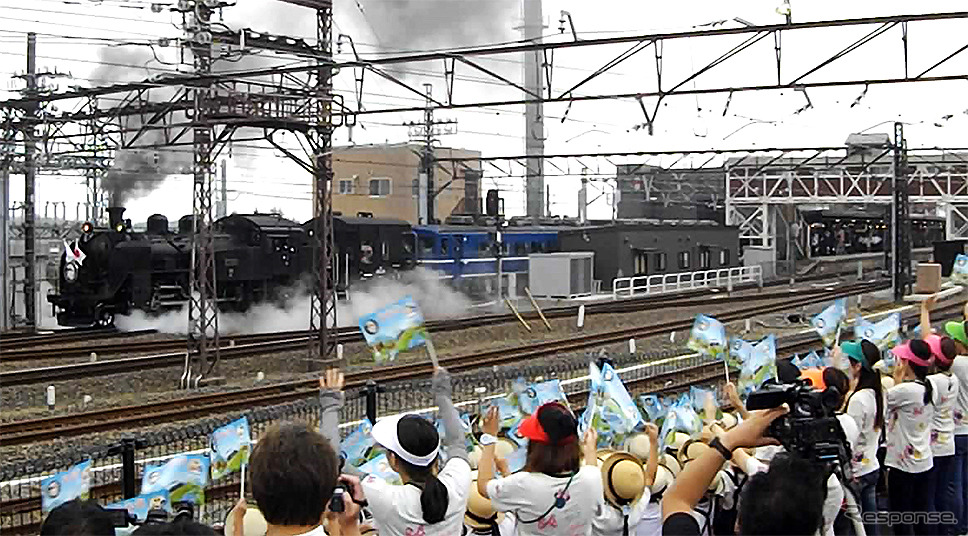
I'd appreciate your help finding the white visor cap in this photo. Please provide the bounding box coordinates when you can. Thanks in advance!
[371,413,441,467]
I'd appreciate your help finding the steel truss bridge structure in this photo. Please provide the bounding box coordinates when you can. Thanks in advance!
[3,10,968,374]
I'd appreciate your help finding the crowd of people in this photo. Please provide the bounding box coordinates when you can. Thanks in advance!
[37,297,968,536]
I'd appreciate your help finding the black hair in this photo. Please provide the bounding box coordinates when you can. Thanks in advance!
[938,337,957,372]
[395,415,448,525]
[737,453,827,536]
[846,340,884,431]
[40,499,116,536]
[131,518,216,535]
[775,358,801,383]
[908,339,935,405]
[249,423,339,527]
[536,402,578,444]
[822,367,849,410]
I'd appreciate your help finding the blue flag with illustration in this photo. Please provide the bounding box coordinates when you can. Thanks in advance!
[437,412,474,451]
[41,460,92,513]
[481,394,524,431]
[812,298,847,347]
[728,338,752,369]
[638,394,668,424]
[952,254,968,285]
[659,393,702,447]
[518,379,569,415]
[792,350,826,370]
[580,362,645,448]
[690,386,720,421]
[141,454,210,506]
[358,295,428,363]
[107,490,171,523]
[737,335,777,397]
[687,314,727,360]
[210,417,251,480]
[854,313,901,350]
[359,453,402,485]
[341,420,375,468]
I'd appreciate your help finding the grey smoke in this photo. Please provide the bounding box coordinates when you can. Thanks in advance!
[91,47,193,205]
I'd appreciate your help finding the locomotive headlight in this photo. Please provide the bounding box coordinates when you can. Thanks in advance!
[82,222,93,234]
[65,263,78,282]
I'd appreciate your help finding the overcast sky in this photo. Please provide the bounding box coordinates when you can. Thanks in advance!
[2,0,967,223]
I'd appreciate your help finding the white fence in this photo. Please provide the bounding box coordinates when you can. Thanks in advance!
[612,265,763,299]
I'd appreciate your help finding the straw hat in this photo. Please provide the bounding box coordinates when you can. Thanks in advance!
[596,448,616,464]
[718,413,738,430]
[224,507,268,536]
[495,438,517,459]
[881,376,896,391]
[466,471,504,531]
[665,432,690,455]
[650,463,675,495]
[601,452,647,508]
[660,453,682,477]
[625,433,652,463]
[468,446,483,470]
[678,439,711,466]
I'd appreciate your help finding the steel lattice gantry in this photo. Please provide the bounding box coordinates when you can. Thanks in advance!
[725,146,968,249]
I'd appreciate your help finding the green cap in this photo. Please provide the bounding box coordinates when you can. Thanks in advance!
[945,321,968,346]
[840,340,870,370]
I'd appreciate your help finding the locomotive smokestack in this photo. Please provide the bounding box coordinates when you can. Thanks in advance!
[107,207,126,230]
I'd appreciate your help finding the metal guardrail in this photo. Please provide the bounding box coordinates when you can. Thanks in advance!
[612,265,763,299]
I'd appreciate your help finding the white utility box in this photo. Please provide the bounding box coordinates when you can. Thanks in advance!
[528,252,595,298]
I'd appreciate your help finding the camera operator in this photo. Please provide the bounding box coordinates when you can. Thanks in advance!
[661,405,835,536]
[885,340,936,536]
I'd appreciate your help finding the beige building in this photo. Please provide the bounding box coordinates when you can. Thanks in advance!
[328,143,483,224]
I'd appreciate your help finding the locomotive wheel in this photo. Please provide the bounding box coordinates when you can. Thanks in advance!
[96,310,115,327]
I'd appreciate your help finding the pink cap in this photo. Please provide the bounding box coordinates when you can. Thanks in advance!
[925,334,953,366]
[891,342,933,368]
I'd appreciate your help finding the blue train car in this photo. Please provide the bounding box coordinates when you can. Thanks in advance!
[413,224,562,279]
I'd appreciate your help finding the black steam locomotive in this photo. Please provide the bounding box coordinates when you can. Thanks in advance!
[48,207,416,326]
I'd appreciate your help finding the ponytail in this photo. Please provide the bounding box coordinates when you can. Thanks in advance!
[420,473,449,524]
[847,340,885,430]
[907,340,934,405]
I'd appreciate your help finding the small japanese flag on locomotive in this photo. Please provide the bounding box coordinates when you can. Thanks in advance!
[64,239,86,266]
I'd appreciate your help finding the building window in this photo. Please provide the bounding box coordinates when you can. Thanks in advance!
[338,179,354,195]
[419,236,434,257]
[441,238,449,256]
[678,251,691,270]
[720,249,730,266]
[633,249,649,276]
[369,178,391,197]
[412,178,419,198]
[655,252,667,272]
[699,249,711,270]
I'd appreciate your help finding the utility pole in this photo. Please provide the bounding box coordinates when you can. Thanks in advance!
[1,137,9,331]
[185,2,220,384]
[404,84,455,225]
[217,159,228,218]
[523,0,546,218]
[893,122,911,301]
[22,32,38,329]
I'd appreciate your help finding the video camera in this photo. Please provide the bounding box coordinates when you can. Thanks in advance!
[746,378,852,480]
[104,501,195,528]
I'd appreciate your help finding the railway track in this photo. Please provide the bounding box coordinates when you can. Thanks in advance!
[0,328,157,350]
[0,280,881,386]
[0,273,857,363]
[0,280,887,445]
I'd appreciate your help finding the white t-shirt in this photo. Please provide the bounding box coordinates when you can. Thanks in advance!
[836,413,859,450]
[487,465,603,536]
[884,382,934,473]
[928,372,960,457]
[951,356,968,435]
[635,502,662,536]
[592,489,651,536]
[464,513,518,535]
[362,457,472,536]
[846,389,881,477]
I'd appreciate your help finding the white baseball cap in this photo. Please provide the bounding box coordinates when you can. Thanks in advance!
[371,414,440,467]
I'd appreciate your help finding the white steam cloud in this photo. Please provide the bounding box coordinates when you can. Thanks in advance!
[115,268,471,334]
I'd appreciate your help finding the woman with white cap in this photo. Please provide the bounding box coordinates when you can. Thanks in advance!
[477,401,601,536]
[319,367,471,536]
[884,339,936,536]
